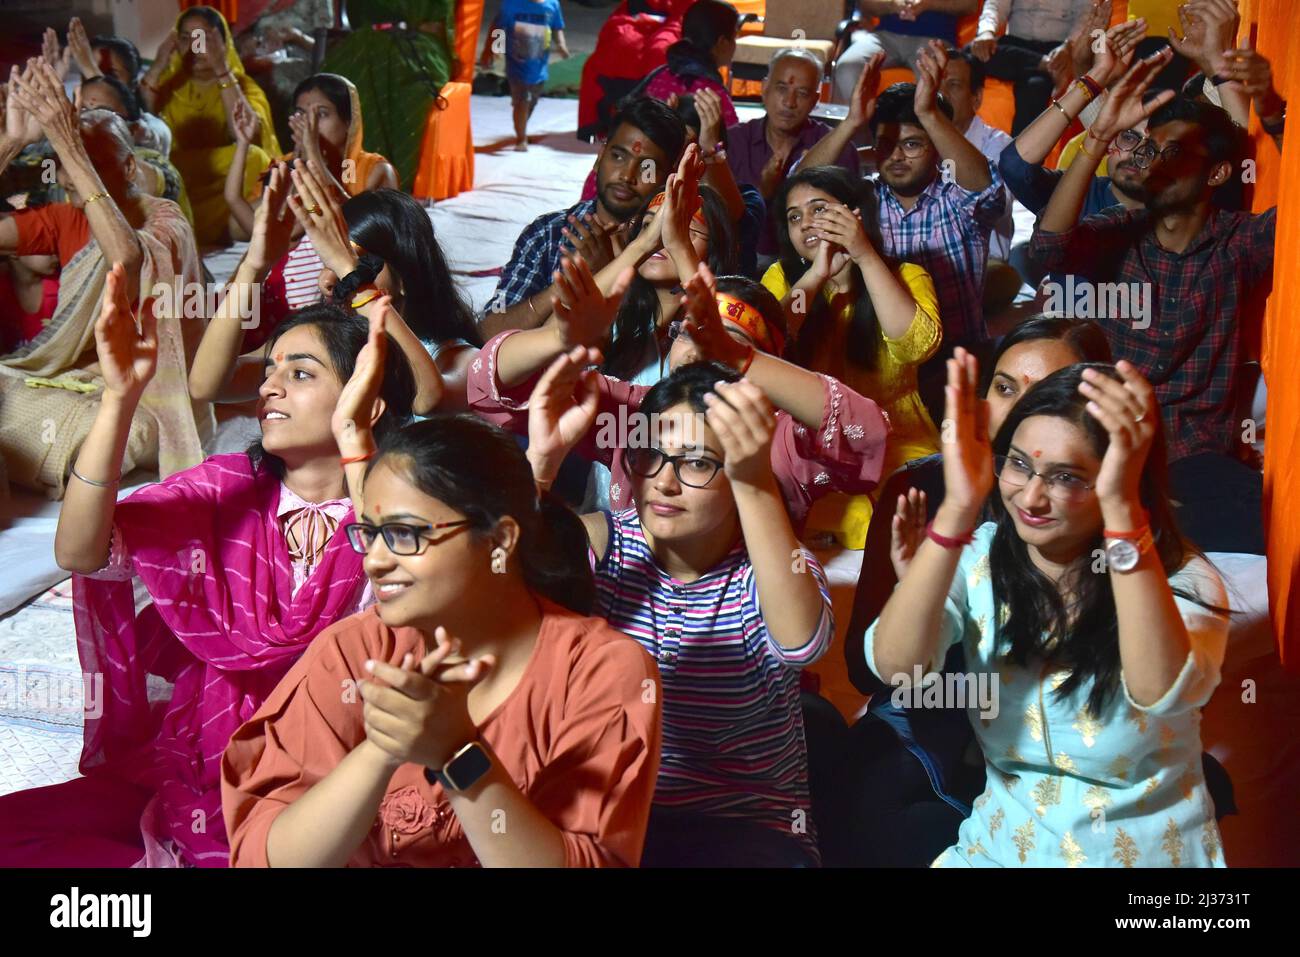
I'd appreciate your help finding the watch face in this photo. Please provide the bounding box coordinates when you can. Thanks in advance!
[442,742,492,791]
[1106,538,1139,573]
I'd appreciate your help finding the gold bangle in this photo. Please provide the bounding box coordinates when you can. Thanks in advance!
[1078,140,1103,161]
[83,190,110,205]
[1051,99,1072,121]
[351,290,382,310]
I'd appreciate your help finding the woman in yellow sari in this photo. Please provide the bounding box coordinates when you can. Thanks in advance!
[140,5,280,245]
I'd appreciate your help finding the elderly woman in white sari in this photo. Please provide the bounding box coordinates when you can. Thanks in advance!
[0,59,204,498]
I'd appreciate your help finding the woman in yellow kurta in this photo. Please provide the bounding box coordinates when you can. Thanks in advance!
[765,166,942,547]
[140,5,280,244]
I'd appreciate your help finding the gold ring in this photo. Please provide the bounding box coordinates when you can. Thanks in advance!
[1134,408,1148,423]
[308,204,323,216]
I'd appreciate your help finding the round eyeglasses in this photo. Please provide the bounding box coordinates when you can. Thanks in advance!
[994,455,1095,504]
[344,520,471,556]
[625,447,724,488]
[1130,138,1183,170]
[1112,129,1144,152]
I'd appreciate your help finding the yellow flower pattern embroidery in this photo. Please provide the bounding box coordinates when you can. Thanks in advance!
[969,554,990,589]
[1082,785,1112,813]
[1202,822,1221,864]
[1055,752,1078,774]
[1012,819,1036,863]
[966,840,988,858]
[1031,776,1063,817]
[1060,831,1087,867]
[1048,671,1068,692]
[1025,703,1044,742]
[974,789,992,811]
[988,808,1005,836]
[1113,828,1140,867]
[1129,707,1148,734]
[1072,708,1102,747]
[1162,818,1184,867]
[1136,775,1160,811]
[1005,744,1023,764]
[1158,722,1177,750]
[1106,755,1132,782]
[1178,764,1198,802]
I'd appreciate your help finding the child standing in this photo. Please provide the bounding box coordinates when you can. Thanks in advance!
[482,0,570,150]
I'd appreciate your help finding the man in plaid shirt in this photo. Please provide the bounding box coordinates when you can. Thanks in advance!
[480,98,686,340]
[801,42,1007,348]
[1028,52,1276,553]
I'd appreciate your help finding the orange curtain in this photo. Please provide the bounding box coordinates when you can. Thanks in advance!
[1241,0,1299,669]
[452,0,484,83]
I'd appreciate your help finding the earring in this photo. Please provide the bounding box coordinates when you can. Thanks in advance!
[490,548,507,574]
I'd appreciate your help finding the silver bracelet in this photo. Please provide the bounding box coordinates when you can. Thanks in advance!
[70,466,119,489]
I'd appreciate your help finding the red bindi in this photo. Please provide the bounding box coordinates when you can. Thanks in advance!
[632,140,643,154]
[1032,450,1042,458]
[274,352,284,363]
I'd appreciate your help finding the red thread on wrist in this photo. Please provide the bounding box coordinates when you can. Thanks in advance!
[926,521,975,549]
[737,347,756,376]
[340,450,375,466]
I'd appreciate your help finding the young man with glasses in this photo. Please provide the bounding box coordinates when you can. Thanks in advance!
[1028,50,1277,554]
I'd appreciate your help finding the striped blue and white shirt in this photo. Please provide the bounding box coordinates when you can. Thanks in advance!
[591,508,834,859]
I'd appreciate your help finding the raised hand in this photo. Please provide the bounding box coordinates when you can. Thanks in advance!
[1088,17,1147,88]
[360,627,494,770]
[694,87,726,155]
[154,30,180,67]
[1219,41,1278,106]
[1065,0,1111,75]
[96,262,157,400]
[759,147,790,199]
[10,59,81,157]
[1040,43,1075,98]
[232,96,260,145]
[331,304,388,457]
[1077,361,1156,510]
[890,487,928,580]
[67,18,98,78]
[913,40,948,118]
[3,65,43,147]
[811,203,873,262]
[561,212,616,273]
[1169,0,1239,77]
[526,345,605,485]
[247,162,295,273]
[938,347,993,523]
[680,262,750,367]
[847,51,884,131]
[703,379,778,490]
[658,170,703,266]
[41,27,73,81]
[806,230,851,286]
[288,158,355,276]
[552,253,633,349]
[1090,48,1177,143]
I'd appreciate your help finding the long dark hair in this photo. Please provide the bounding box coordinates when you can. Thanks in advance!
[988,363,1219,716]
[291,73,353,127]
[369,415,595,614]
[247,304,417,478]
[666,0,739,77]
[774,165,888,371]
[341,189,481,348]
[606,183,739,381]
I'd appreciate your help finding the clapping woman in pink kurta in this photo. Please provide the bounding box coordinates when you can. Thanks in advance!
[0,265,415,867]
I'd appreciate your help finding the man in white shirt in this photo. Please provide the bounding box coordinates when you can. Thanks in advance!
[970,0,1099,134]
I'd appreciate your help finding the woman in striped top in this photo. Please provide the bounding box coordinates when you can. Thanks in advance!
[525,346,836,866]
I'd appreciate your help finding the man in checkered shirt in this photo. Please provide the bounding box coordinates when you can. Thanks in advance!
[1029,80,1276,554]
[479,97,686,340]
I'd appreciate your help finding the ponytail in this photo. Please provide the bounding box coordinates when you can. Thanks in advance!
[368,415,594,613]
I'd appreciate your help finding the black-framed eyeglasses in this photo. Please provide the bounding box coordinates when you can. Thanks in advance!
[994,455,1095,504]
[1130,137,1183,169]
[344,520,472,556]
[625,447,724,488]
[880,137,930,159]
[1112,128,1144,152]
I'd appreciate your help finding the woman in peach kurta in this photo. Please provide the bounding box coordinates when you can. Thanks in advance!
[221,415,661,867]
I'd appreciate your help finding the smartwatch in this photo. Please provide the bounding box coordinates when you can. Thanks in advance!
[425,741,492,791]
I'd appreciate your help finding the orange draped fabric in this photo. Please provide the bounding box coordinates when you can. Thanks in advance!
[452,0,484,83]
[1240,0,1299,668]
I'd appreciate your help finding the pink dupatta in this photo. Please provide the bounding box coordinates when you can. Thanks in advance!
[72,453,366,866]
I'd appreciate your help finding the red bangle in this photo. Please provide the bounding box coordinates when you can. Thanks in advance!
[1103,509,1151,539]
[737,347,755,376]
[926,521,975,549]
[1079,74,1103,100]
[340,450,375,466]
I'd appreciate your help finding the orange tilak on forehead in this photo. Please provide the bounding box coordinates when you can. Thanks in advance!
[1032,450,1042,458]
[631,139,644,154]
[274,352,285,364]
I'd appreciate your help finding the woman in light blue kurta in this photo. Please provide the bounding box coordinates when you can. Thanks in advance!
[867,356,1229,867]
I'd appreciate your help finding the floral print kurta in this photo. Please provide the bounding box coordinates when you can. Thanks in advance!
[866,523,1230,867]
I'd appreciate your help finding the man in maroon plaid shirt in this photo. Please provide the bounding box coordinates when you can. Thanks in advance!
[1028,50,1278,554]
